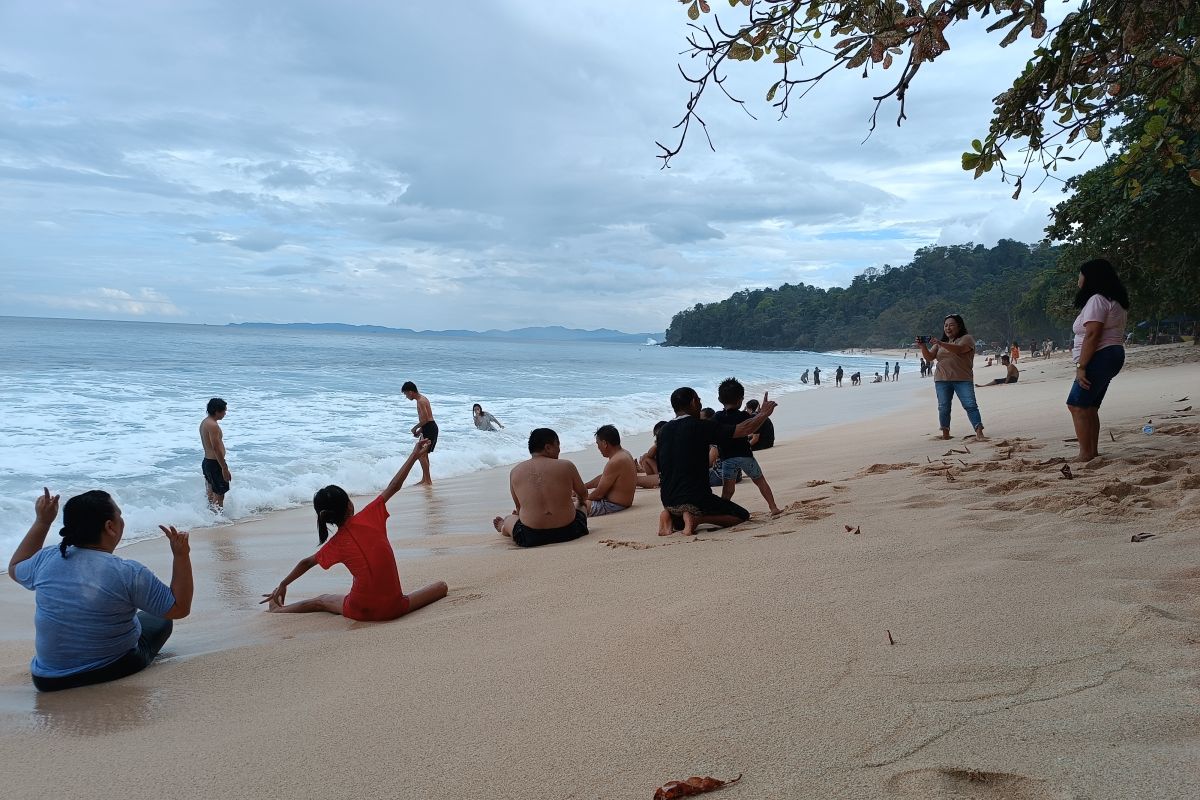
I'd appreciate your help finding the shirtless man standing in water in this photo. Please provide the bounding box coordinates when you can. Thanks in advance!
[200,397,231,510]
[402,381,436,485]
[492,428,590,547]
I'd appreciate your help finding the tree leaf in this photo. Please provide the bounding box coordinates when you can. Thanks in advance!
[766,81,780,102]
[1085,123,1102,142]
[972,139,983,153]
[688,1,700,21]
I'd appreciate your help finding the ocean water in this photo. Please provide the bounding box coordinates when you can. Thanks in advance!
[0,317,890,561]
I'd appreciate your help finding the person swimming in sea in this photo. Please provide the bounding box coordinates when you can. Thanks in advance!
[472,403,504,431]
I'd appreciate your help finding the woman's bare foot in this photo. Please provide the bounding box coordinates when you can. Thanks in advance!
[974,426,988,441]
[267,595,284,612]
[657,509,673,536]
[769,506,783,517]
[939,429,951,440]
[680,511,697,536]
[492,516,503,532]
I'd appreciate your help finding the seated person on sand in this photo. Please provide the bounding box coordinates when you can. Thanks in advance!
[583,425,639,515]
[872,372,883,383]
[493,428,590,547]
[656,386,777,537]
[9,488,193,692]
[744,398,775,451]
[977,354,1019,387]
[472,403,504,431]
[638,420,668,476]
[261,439,448,620]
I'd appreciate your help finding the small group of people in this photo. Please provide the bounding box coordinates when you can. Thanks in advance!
[914,258,1128,459]
[9,259,1130,693]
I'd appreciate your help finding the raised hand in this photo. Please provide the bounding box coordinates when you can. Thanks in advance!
[159,525,191,557]
[34,487,60,525]
[759,391,778,416]
[411,437,432,457]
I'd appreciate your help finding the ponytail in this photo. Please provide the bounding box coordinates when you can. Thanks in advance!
[58,490,117,559]
[312,485,351,544]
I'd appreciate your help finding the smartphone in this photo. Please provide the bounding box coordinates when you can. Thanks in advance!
[916,335,930,344]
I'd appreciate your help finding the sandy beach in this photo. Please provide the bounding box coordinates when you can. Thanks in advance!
[2,346,1198,799]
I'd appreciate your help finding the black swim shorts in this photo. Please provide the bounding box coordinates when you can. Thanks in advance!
[419,420,439,452]
[664,493,749,530]
[512,510,589,548]
[202,458,229,495]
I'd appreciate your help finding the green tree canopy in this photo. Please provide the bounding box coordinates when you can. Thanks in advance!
[662,1,1200,195]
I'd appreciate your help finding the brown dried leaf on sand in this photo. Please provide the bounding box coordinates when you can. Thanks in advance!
[653,774,742,800]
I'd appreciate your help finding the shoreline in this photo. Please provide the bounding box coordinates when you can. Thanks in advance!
[2,345,1197,798]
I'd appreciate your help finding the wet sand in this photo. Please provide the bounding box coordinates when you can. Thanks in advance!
[1,346,1197,799]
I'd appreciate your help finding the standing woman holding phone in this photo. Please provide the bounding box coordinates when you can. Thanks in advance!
[917,314,986,441]
[1067,258,1129,461]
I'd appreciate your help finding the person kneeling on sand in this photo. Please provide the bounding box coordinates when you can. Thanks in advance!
[261,439,448,620]
[656,386,777,537]
[584,424,638,516]
[493,428,590,547]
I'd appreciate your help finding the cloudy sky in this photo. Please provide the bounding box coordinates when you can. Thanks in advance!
[0,1,1101,333]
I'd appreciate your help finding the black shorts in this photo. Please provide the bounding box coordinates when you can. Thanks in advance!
[202,458,229,495]
[512,510,589,548]
[664,493,749,529]
[419,420,439,452]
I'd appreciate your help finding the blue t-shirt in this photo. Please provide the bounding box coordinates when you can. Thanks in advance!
[12,546,176,678]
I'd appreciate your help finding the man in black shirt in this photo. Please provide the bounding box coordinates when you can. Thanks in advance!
[656,386,778,536]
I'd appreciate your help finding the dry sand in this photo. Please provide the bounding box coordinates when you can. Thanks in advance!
[1,346,1197,799]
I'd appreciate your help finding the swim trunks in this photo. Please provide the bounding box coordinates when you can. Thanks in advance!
[512,510,588,548]
[201,458,229,495]
[419,420,439,452]
[588,498,628,517]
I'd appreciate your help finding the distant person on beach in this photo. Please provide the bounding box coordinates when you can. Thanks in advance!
[917,314,986,441]
[1067,258,1129,462]
[472,403,504,431]
[893,361,900,381]
[745,398,775,451]
[919,358,929,377]
[872,372,882,383]
[493,428,589,547]
[9,488,193,692]
[977,355,1019,387]
[261,439,447,619]
[714,379,782,517]
[200,397,231,510]
[655,386,777,537]
[800,369,810,385]
[851,372,862,386]
[883,361,890,381]
[638,420,668,476]
[402,381,436,485]
[583,425,637,516]
[835,366,844,387]
[1010,341,1021,363]
[812,367,821,386]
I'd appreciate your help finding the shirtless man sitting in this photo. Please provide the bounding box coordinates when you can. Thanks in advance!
[583,425,638,516]
[492,428,590,548]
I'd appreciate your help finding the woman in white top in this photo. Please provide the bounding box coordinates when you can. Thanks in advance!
[1066,258,1130,461]
[472,403,504,431]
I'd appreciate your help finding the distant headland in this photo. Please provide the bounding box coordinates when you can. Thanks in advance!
[228,322,663,344]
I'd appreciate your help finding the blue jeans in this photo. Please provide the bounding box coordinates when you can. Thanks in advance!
[934,380,983,432]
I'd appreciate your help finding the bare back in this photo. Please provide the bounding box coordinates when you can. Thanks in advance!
[200,416,225,459]
[416,394,433,425]
[510,456,586,529]
[596,449,637,508]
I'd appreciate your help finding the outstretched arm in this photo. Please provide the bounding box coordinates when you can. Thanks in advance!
[261,555,318,607]
[731,393,777,439]
[379,439,431,504]
[8,488,60,579]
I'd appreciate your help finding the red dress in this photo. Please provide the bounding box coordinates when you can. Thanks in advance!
[315,496,409,621]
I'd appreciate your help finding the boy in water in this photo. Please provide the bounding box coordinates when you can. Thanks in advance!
[401,381,436,485]
[713,378,782,516]
[200,397,231,510]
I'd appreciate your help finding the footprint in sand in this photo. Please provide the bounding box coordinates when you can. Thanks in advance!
[884,768,1062,799]
[445,592,484,605]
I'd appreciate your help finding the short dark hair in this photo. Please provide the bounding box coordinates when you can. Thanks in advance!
[744,399,760,412]
[717,378,744,405]
[207,397,227,415]
[58,490,117,558]
[528,428,558,454]
[652,420,668,438]
[401,381,418,393]
[699,407,715,420]
[595,424,620,446]
[1001,355,1011,364]
[670,387,698,413]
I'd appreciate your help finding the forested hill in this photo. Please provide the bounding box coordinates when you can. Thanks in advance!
[664,240,1070,351]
